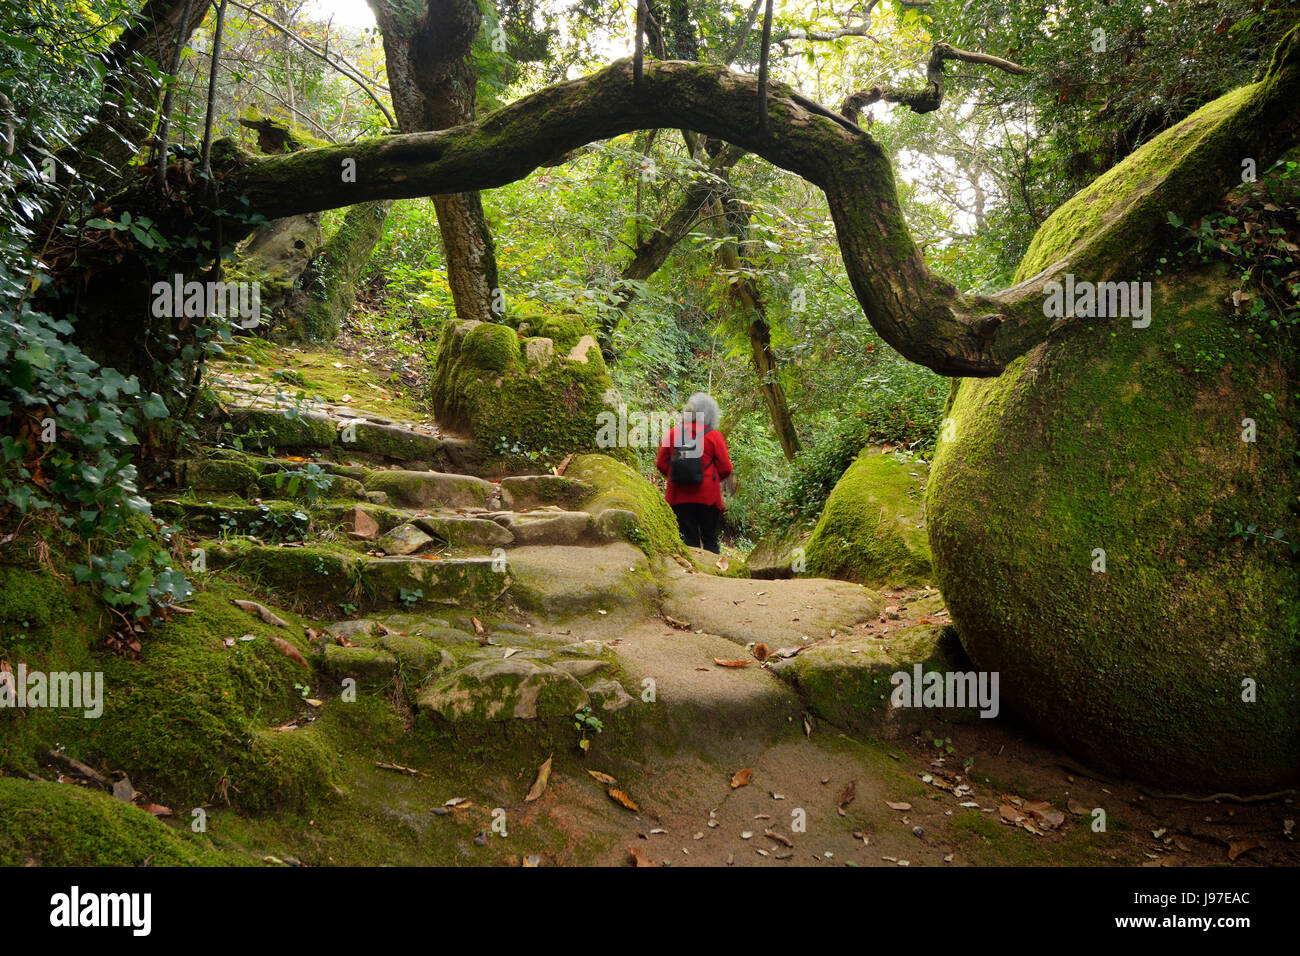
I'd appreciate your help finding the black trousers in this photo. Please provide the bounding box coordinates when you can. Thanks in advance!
[673,502,722,553]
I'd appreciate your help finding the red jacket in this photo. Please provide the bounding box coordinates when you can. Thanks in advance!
[656,422,733,510]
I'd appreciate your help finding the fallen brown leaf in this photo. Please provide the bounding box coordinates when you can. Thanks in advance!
[731,768,753,789]
[525,756,552,802]
[1228,840,1262,862]
[713,658,750,668]
[588,770,618,785]
[764,828,794,847]
[608,787,639,812]
[266,634,308,669]
[838,780,857,810]
[628,845,656,867]
[232,599,289,628]
[885,801,912,811]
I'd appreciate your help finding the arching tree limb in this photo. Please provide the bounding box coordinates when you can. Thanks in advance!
[213,59,1004,375]
[138,27,1300,377]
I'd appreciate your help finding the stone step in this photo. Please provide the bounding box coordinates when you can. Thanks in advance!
[201,541,510,611]
[497,474,592,510]
[488,510,597,546]
[216,406,482,472]
[361,468,506,510]
[505,542,656,617]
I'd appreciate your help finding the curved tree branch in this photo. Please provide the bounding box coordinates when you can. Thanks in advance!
[173,30,1299,378]
[212,59,1005,375]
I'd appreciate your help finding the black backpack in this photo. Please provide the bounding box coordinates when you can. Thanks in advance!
[669,424,712,485]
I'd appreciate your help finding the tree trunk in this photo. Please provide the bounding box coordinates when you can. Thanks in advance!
[712,190,800,461]
[289,200,392,341]
[368,0,499,322]
[65,0,212,194]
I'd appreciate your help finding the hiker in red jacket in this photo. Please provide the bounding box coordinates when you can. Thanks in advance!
[656,392,733,554]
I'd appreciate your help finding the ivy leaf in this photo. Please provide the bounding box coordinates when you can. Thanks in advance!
[141,393,170,419]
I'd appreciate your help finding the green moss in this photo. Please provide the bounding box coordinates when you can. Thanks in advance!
[774,625,973,736]
[320,644,396,688]
[290,200,390,342]
[566,454,683,556]
[463,321,524,373]
[224,407,337,451]
[175,458,261,494]
[256,472,365,501]
[804,448,933,588]
[0,778,248,866]
[927,269,1299,790]
[431,319,622,460]
[0,563,68,628]
[60,583,336,811]
[1014,26,1300,284]
[512,312,588,352]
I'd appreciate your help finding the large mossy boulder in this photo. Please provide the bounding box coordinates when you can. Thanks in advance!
[431,317,619,458]
[927,268,1299,791]
[804,447,932,589]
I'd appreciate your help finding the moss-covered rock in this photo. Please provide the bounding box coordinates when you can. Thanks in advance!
[927,269,1299,791]
[417,659,588,722]
[506,543,656,618]
[511,311,588,352]
[363,469,503,510]
[499,474,592,510]
[320,644,396,687]
[804,448,932,589]
[431,318,621,459]
[224,407,337,451]
[204,541,511,612]
[228,211,324,333]
[174,458,261,494]
[566,454,682,556]
[746,526,813,580]
[257,472,366,501]
[0,778,245,866]
[769,624,978,737]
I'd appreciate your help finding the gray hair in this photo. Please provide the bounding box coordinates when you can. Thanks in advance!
[680,392,720,430]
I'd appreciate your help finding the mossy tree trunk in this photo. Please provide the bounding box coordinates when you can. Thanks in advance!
[290,200,392,341]
[368,0,500,323]
[711,185,800,461]
[57,0,212,196]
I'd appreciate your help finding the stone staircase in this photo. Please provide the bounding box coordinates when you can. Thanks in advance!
[161,373,962,766]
